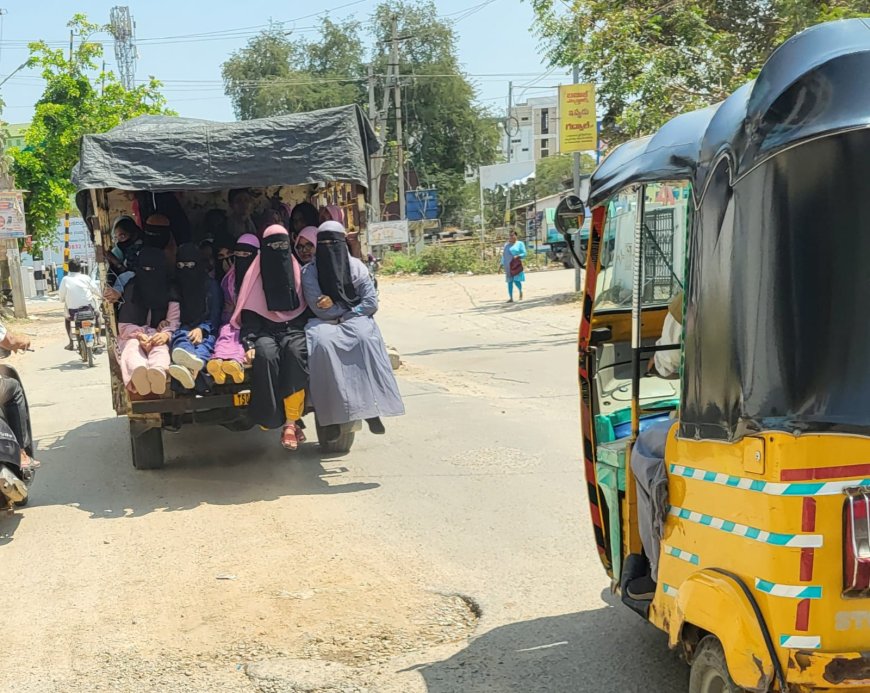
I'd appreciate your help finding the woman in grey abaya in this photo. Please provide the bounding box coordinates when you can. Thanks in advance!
[300,221,404,441]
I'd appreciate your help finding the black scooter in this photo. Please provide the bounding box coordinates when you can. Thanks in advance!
[0,362,35,509]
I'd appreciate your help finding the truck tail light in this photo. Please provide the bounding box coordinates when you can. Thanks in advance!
[844,488,870,597]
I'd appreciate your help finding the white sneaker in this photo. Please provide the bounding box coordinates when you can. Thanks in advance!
[147,368,167,395]
[172,348,204,374]
[0,465,27,504]
[168,364,195,390]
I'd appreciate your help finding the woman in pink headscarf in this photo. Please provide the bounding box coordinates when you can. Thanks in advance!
[206,233,259,386]
[231,224,310,450]
[319,204,345,226]
[294,225,318,265]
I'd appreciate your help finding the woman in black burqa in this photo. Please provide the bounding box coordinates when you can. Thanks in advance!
[230,224,311,450]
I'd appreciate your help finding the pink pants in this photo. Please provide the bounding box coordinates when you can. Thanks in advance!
[120,338,170,389]
[211,323,246,363]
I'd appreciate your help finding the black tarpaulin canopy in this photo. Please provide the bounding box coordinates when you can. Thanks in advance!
[72,104,380,210]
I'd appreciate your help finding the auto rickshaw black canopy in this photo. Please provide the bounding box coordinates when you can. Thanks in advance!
[589,18,870,441]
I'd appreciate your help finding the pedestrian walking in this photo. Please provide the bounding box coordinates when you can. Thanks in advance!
[501,230,527,302]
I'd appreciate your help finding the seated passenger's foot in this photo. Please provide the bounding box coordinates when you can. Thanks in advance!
[168,364,195,390]
[172,348,204,374]
[281,423,299,451]
[626,575,657,601]
[0,465,26,504]
[366,417,386,435]
[206,359,226,385]
[147,368,167,395]
[295,420,307,444]
[222,359,245,384]
[320,423,341,444]
[130,366,151,395]
[19,451,40,472]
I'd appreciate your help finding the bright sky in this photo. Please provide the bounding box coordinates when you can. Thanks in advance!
[0,0,570,125]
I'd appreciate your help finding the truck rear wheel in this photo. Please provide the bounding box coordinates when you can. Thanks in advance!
[689,636,747,693]
[129,420,165,470]
[316,421,355,454]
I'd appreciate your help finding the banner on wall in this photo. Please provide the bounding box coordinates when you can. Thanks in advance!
[368,220,410,246]
[0,191,27,238]
[559,84,597,153]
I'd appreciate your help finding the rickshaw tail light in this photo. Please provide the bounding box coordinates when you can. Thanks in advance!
[843,489,870,596]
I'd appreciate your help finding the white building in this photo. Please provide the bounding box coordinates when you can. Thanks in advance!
[501,95,559,163]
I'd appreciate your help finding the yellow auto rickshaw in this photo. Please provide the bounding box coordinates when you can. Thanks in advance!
[577,19,870,692]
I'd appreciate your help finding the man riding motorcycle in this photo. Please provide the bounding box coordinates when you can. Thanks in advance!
[59,258,103,351]
[0,322,37,506]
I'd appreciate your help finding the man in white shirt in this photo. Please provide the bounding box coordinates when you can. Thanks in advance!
[58,259,102,350]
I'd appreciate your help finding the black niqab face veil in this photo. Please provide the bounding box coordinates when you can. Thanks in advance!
[260,226,300,311]
[315,230,360,308]
[175,243,209,327]
[234,237,259,297]
[119,246,170,328]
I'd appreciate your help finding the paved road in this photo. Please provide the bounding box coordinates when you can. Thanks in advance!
[1,270,687,692]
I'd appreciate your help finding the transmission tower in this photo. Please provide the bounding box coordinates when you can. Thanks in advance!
[109,6,136,90]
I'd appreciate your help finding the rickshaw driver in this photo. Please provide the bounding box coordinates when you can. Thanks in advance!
[626,292,683,601]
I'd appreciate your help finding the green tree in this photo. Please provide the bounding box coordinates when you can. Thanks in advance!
[530,0,870,144]
[370,1,499,224]
[222,20,366,119]
[221,3,500,223]
[10,14,170,250]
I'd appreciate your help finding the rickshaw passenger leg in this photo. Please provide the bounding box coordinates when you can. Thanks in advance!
[627,420,671,600]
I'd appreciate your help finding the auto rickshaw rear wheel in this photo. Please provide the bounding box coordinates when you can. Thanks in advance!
[689,636,747,693]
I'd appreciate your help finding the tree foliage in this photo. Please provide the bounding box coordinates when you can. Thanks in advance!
[222,20,366,119]
[530,0,870,144]
[221,2,499,223]
[10,14,171,250]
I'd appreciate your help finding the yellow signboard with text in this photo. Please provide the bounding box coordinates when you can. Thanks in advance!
[559,84,597,153]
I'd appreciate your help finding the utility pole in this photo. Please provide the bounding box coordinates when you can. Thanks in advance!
[506,81,513,163]
[389,15,406,221]
[367,64,382,222]
[572,64,583,292]
[504,79,514,229]
[69,29,74,70]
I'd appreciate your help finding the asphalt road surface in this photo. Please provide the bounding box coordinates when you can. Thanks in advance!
[1,269,687,692]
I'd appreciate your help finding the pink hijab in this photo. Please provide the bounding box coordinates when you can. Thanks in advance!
[230,225,307,328]
[295,225,319,250]
[322,205,344,225]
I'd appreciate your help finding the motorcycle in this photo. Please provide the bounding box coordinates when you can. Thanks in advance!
[71,307,98,368]
[0,363,35,508]
[367,255,380,294]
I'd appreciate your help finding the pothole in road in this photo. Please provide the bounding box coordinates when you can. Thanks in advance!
[243,590,480,692]
[293,590,479,667]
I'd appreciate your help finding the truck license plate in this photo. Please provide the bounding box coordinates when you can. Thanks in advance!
[233,391,251,407]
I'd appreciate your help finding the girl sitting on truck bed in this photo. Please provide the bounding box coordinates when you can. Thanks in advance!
[230,224,310,450]
[168,243,223,391]
[117,247,179,396]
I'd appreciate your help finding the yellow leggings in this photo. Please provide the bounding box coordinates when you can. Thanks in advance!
[283,390,305,422]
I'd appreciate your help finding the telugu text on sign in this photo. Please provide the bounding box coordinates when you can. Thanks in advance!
[559,84,598,153]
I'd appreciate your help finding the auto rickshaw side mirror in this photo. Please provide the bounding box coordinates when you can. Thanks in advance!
[590,327,612,347]
[556,194,587,269]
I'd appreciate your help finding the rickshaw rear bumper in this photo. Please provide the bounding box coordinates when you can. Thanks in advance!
[787,650,870,689]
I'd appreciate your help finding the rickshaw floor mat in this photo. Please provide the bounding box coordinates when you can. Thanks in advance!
[620,553,652,618]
